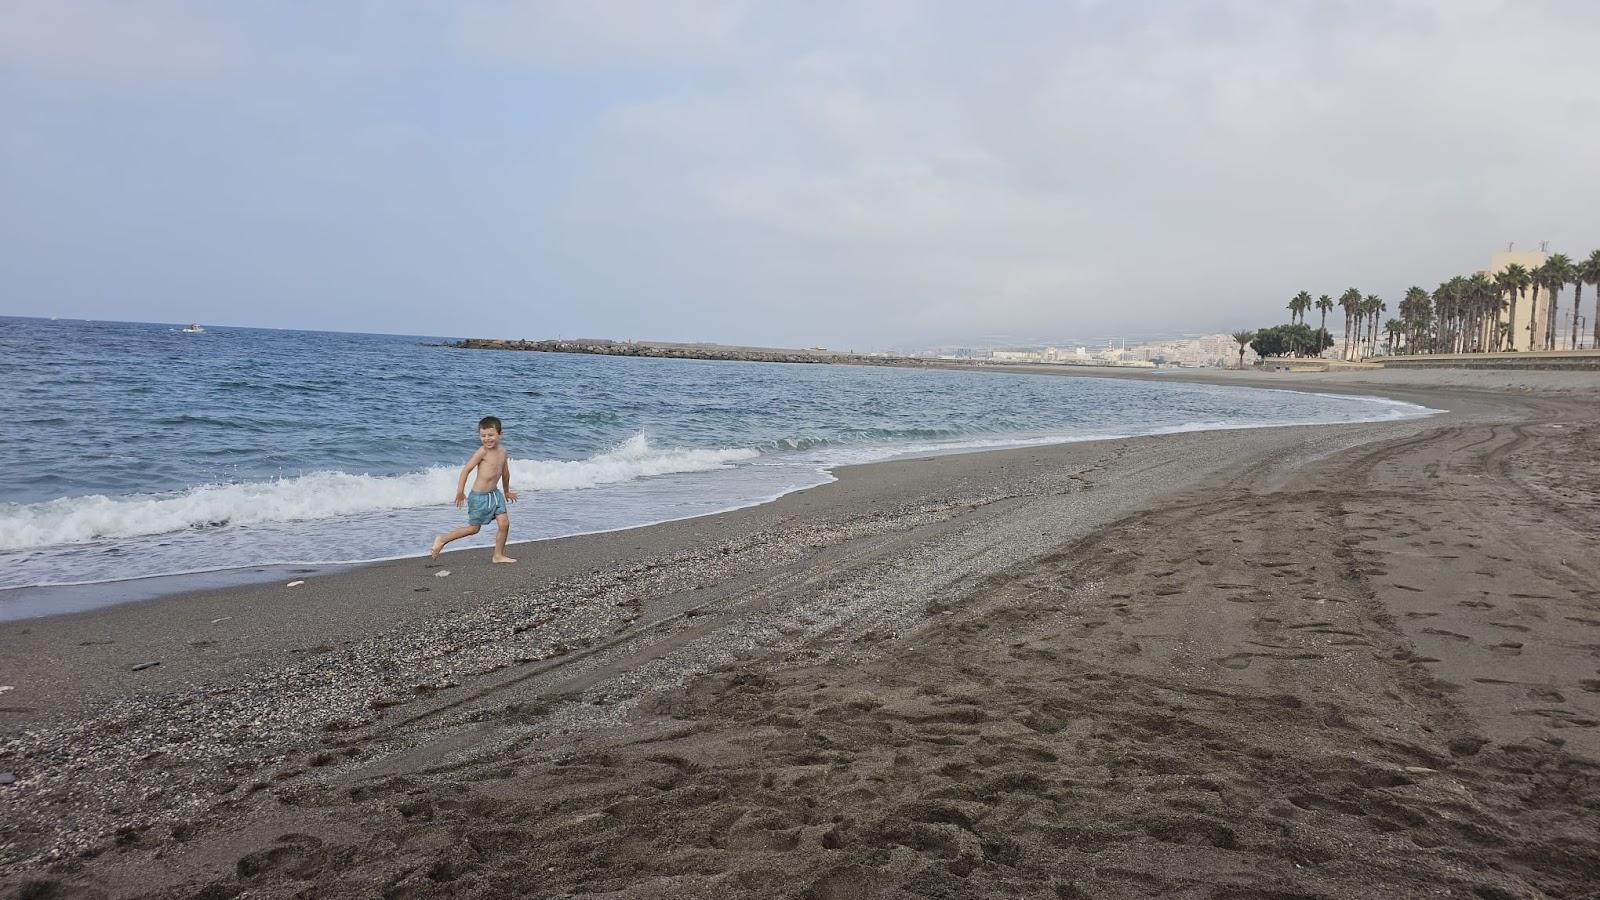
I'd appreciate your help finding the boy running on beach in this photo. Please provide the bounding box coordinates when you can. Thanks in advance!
[430,416,519,563]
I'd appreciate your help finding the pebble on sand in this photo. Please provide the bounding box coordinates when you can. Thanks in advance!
[0,772,17,785]
[286,580,306,587]
[435,570,451,578]
[130,661,160,672]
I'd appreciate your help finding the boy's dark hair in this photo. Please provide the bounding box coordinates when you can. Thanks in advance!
[478,416,503,433]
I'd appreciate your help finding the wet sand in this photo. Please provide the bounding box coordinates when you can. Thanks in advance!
[3,371,1600,898]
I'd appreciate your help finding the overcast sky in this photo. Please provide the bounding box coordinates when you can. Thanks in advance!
[3,1,1598,348]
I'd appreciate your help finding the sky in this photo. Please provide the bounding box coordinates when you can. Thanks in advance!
[2,1,1598,349]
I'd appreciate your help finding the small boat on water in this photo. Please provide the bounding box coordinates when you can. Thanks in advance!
[181,324,205,333]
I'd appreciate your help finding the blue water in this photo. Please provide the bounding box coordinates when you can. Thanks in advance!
[0,317,1431,591]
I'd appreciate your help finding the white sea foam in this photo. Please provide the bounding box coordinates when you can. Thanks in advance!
[0,434,757,552]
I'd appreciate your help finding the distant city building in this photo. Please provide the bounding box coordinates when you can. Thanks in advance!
[991,349,1046,363]
[1486,248,1549,352]
[961,334,1254,368]
[1101,333,1246,367]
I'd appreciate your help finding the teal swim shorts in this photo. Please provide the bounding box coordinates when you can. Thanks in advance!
[466,488,508,526]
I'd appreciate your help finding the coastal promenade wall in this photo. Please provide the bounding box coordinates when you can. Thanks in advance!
[1380,349,1600,370]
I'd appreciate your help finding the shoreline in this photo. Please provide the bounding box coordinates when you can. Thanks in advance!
[0,370,1441,621]
[4,368,1600,897]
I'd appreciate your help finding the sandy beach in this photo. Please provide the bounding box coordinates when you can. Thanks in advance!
[4,369,1600,899]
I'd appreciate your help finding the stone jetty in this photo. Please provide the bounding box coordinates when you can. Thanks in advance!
[448,338,957,369]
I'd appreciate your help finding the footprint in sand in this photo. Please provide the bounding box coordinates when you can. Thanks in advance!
[1488,642,1524,656]
[1420,628,1471,642]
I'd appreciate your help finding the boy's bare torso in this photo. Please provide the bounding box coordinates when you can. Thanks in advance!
[471,446,508,492]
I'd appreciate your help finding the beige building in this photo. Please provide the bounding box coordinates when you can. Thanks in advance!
[1487,249,1548,352]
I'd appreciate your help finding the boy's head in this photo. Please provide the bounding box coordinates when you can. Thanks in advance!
[478,416,503,448]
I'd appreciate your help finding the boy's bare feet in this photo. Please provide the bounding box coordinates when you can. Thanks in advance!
[430,537,444,560]
[492,555,517,564]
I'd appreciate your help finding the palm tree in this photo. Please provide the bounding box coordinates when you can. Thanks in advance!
[1316,294,1334,333]
[1338,288,1362,360]
[1579,249,1600,350]
[1401,286,1429,354]
[1496,263,1530,351]
[1435,276,1469,353]
[1527,264,1546,350]
[1472,274,1495,352]
[1288,291,1312,326]
[1432,282,1453,353]
[1409,288,1435,352]
[1231,330,1256,369]
[1384,318,1402,356]
[1469,274,1499,353]
[1540,254,1574,350]
[1363,294,1385,358]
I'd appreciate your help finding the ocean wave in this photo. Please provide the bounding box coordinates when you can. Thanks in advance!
[0,434,757,552]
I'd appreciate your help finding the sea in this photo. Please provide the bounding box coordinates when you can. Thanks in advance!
[0,317,1434,611]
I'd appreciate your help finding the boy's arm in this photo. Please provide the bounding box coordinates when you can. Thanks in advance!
[455,449,485,507]
[501,453,517,502]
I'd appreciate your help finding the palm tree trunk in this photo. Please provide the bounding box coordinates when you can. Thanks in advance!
[1528,283,1541,350]
[1571,282,1584,350]
[1587,281,1600,349]
[1547,288,1559,350]
[1506,289,1518,351]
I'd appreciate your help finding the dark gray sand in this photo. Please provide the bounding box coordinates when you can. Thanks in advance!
[3,371,1600,898]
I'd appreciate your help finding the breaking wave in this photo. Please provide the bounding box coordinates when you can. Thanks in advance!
[0,434,757,551]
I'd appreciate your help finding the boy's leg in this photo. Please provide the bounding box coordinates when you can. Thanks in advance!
[431,524,481,559]
[491,513,515,563]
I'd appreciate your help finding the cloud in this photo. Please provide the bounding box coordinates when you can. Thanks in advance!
[532,0,1600,344]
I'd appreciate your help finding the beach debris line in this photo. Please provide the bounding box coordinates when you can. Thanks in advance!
[130,661,160,672]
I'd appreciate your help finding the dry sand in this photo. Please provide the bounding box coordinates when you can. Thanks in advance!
[3,370,1600,899]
